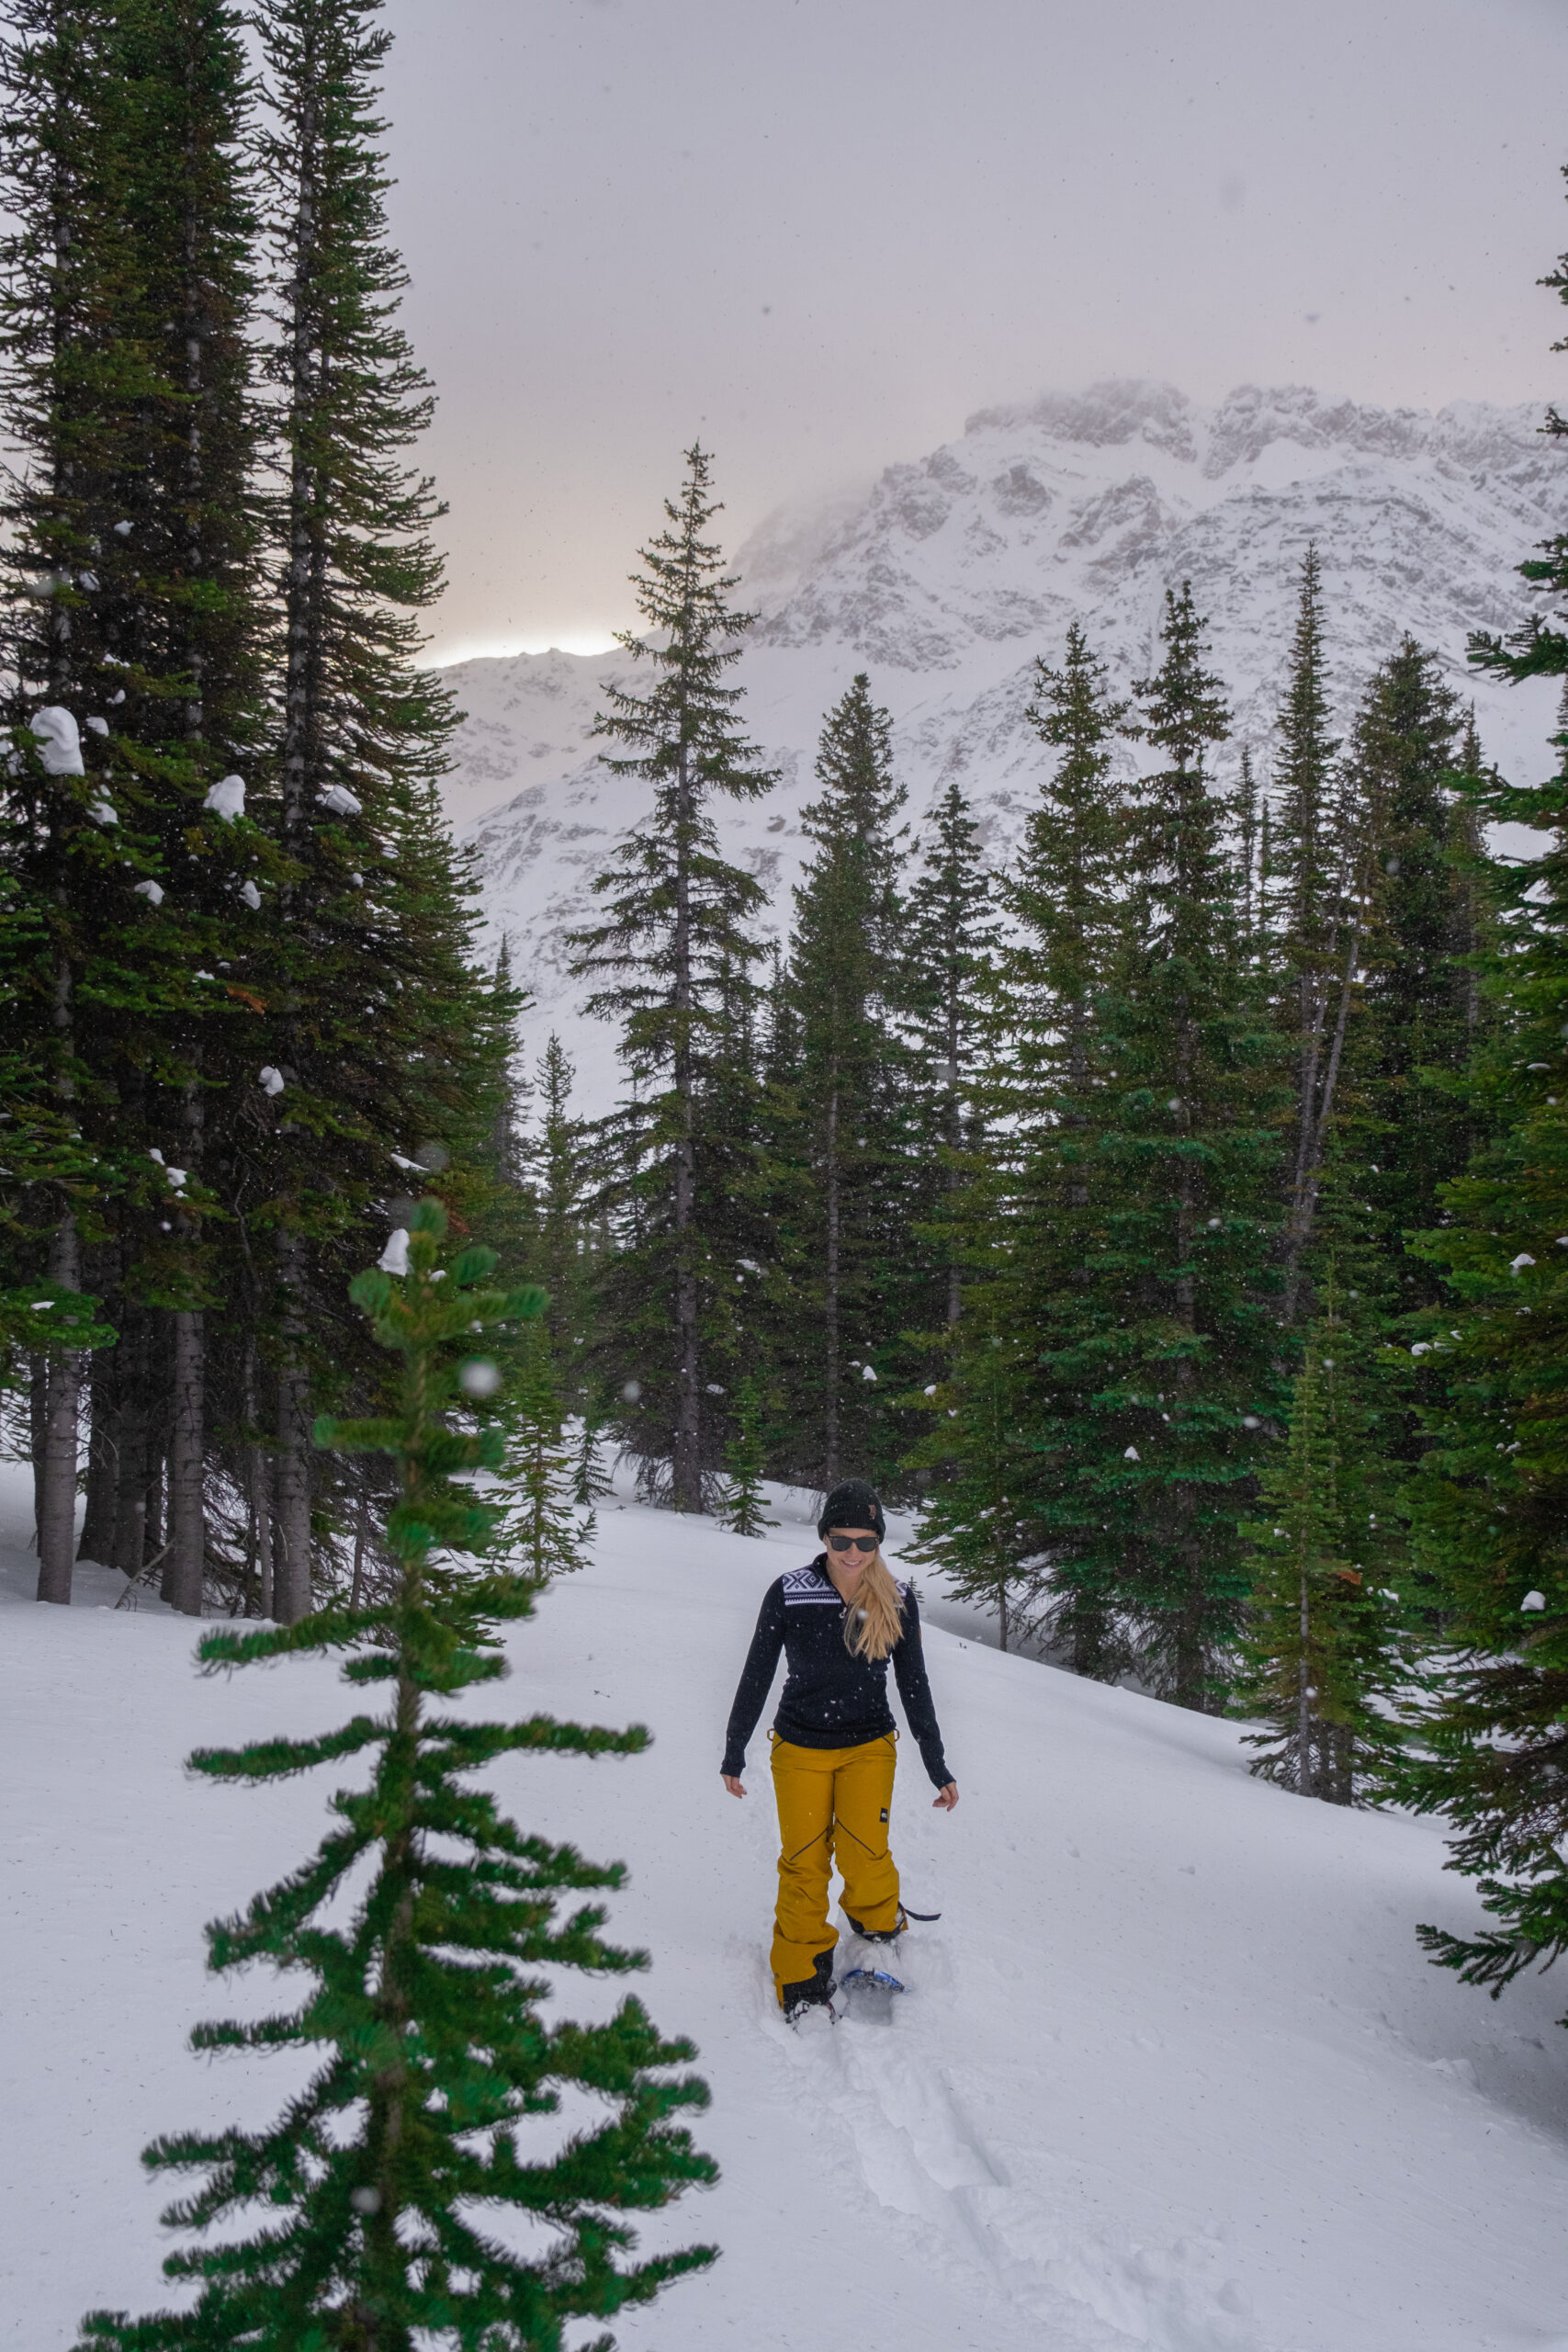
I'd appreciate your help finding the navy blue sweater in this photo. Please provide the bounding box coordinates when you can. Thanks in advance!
[722,1557,952,1789]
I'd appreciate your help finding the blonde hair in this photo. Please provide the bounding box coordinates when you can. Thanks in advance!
[835,1546,906,1662]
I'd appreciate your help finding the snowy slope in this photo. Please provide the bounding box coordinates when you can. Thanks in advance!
[443,380,1564,1113]
[6,1468,1568,2352]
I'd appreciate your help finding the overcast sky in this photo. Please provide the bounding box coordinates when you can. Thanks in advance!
[377,0,1568,663]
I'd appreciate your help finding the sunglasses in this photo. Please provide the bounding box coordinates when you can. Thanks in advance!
[827,1532,878,1555]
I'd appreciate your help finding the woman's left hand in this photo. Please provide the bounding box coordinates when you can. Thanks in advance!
[932,1782,958,1811]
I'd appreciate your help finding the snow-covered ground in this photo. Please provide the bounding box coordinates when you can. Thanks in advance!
[6,1460,1568,2352]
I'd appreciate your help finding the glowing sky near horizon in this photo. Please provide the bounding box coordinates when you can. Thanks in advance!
[377,0,1568,667]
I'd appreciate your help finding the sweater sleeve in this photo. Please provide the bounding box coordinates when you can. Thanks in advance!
[722,1581,785,1776]
[892,1588,952,1789]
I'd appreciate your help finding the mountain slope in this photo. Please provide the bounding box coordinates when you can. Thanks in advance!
[443,379,1562,1109]
[6,1465,1568,2352]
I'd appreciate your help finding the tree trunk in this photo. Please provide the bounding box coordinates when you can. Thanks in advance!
[36,1213,82,1604]
[350,1477,370,1608]
[275,1362,312,1621]
[164,1309,206,1615]
[112,1306,154,1576]
[37,935,81,1602]
[1297,1561,1314,1799]
[669,742,703,1511]
[28,1354,46,1549]
[77,1324,118,1564]
[252,1445,274,1619]
[823,1085,840,1486]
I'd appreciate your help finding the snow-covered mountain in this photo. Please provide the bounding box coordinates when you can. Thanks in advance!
[444,379,1564,1110]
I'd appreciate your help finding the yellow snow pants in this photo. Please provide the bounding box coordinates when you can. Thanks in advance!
[769,1731,901,1996]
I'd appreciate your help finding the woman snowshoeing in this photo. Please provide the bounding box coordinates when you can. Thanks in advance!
[721,1478,958,2020]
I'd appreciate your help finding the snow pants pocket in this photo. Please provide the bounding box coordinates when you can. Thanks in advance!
[769,1734,899,1994]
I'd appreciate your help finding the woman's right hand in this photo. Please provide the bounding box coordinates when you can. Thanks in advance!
[722,1774,746,1798]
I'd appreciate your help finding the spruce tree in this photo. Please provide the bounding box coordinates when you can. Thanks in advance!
[899,777,1001,1335]
[502,1321,593,1581]
[1099,585,1286,1703]
[776,673,909,1487]
[572,447,774,1511]
[1393,270,1568,1993]
[0,0,265,1606]
[1351,639,1473,1317]
[243,0,497,1614]
[1233,1302,1406,1801]
[76,1199,716,2348]
[527,1033,592,1372]
[961,592,1283,1702]
[908,626,1131,1666]
[720,1370,773,1535]
[1269,546,1374,1321]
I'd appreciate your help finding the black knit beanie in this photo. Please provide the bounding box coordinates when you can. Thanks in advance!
[818,1478,886,1542]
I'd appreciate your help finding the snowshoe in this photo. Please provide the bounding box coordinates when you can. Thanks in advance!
[839,1962,905,2023]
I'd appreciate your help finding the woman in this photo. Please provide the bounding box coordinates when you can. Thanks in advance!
[721,1477,959,2020]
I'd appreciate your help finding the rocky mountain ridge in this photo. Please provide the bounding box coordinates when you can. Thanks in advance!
[444,379,1563,1112]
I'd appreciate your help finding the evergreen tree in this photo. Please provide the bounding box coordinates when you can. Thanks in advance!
[775,673,909,1487]
[908,625,1131,1665]
[0,0,265,1607]
[572,447,774,1511]
[243,0,496,1616]
[527,1032,592,1371]
[1351,639,1473,1317]
[1099,586,1286,1703]
[1269,546,1373,1320]
[76,1199,716,2347]
[900,777,1001,1334]
[719,1370,773,1536]
[1234,1303,1406,1801]
[923,601,1284,1703]
[502,1321,592,1581]
[1394,294,1568,1993]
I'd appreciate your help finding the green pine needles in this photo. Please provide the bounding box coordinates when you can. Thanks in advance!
[1233,1312,1407,1804]
[77,1199,716,2352]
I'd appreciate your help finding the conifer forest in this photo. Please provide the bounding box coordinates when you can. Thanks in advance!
[5,0,1568,2345]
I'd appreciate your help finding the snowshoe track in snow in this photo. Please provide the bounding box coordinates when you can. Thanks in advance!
[777,1921,1275,2352]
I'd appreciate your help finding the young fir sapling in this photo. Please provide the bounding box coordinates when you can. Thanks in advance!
[77,1199,716,2352]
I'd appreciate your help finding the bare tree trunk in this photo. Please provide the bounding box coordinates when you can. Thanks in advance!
[37,1212,83,1603]
[38,932,82,1602]
[350,1476,370,1608]
[254,1447,275,1618]
[823,1086,840,1486]
[998,1584,1010,1654]
[28,1354,46,1549]
[164,1074,207,1614]
[1298,1562,1314,1798]
[670,741,703,1511]
[275,1363,312,1621]
[275,1225,313,1622]
[112,1307,153,1576]
[242,1337,273,1618]
[945,978,964,1328]
[164,1309,206,1615]
[77,1327,118,1564]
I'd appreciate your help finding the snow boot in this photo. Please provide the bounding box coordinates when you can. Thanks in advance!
[780,1949,837,2026]
[844,1903,908,1947]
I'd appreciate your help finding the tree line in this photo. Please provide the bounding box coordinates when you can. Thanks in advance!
[2,0,1565,2055]
[0,0,527,1621]
[526,406,1565,1989]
